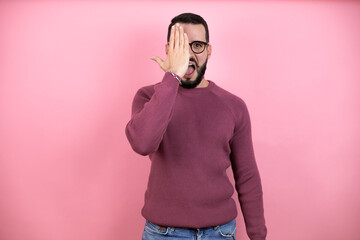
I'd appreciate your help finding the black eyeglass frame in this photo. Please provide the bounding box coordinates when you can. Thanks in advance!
[167,41,209,54]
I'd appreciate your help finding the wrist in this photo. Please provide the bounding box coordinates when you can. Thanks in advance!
[167,67,184,78]
[166,71,182,85]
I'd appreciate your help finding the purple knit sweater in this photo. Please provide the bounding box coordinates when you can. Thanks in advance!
[125,72,267,239]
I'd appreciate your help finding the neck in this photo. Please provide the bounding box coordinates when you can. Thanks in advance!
[196,78,209,88]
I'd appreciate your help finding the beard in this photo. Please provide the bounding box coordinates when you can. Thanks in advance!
[180,58,208,89]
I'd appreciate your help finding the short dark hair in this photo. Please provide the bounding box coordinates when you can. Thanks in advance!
[167,13,209,43]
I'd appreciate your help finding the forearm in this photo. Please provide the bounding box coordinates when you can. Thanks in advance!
[125,72,179,155]
[236,168,267,240]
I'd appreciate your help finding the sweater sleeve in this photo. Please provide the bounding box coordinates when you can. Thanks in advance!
[125,72,179,156]
[229,101,267,240]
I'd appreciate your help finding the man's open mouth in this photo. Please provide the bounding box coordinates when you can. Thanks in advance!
[186,62,196,76]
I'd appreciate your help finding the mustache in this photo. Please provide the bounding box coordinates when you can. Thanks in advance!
[189,58,199,68]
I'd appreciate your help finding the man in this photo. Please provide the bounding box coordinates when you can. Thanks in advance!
[125,13,267,240]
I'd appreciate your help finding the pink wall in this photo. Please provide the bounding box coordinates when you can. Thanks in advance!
[1,1,359,240]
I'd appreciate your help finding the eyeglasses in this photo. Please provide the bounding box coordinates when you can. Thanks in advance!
[189,41,208,54]
[167,41,209,54]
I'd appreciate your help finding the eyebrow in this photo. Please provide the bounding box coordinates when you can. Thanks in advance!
[190,40,207,43]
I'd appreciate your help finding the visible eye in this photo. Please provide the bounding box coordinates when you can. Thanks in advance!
[194,43,203,49]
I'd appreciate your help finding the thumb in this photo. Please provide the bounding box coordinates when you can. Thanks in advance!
[150,56,164,66]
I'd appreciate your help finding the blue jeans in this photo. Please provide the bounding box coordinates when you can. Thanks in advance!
[142,219,236,240]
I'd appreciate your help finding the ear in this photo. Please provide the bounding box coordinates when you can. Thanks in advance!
[165,44,169,55]
[206,44,212,59]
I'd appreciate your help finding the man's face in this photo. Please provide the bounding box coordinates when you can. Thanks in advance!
[166,23,212,88]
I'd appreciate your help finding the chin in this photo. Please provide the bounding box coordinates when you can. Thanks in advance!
[185,76,198,82]
[184,79,197,85]
[182,78,193,83]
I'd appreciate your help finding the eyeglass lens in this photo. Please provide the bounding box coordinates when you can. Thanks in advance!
[190,41,207,54]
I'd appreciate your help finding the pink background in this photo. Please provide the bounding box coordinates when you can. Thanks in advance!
[1,1,359,240]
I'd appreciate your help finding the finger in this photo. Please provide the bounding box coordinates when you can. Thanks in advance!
[169,25,175,50]
[184,33,189,52]
[174,24,180,49]
[179,25,184,49]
